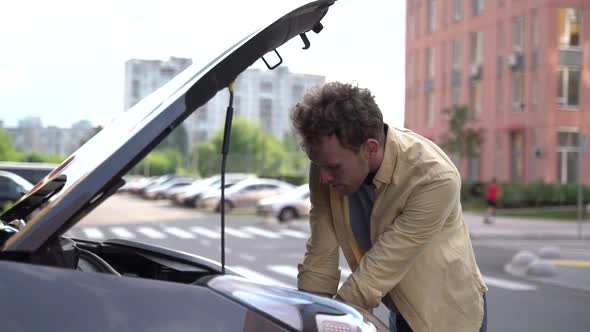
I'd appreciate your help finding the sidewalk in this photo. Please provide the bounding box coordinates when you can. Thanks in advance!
[463,211,590,240]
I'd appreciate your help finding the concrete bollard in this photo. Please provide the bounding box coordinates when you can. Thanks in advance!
[510,250,538,268]
[538,246,561,259]
[526,259,558,277]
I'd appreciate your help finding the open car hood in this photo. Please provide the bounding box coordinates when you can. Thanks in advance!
[1,0,335,252]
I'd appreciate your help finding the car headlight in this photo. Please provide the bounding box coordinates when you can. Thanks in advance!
[316,313,376,332]
[208,275,378,332]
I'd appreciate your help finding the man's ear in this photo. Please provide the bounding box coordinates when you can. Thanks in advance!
[363,139,380,157]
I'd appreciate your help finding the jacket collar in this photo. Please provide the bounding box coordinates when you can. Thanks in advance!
[372,124,397,190]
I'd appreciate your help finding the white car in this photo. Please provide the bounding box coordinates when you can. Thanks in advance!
[143,177,195,200]
[198,178,295,212]
[257,184,310,222]
[172,173,254,207]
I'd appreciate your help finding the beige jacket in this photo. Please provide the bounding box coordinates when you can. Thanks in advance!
[297,126,488,332]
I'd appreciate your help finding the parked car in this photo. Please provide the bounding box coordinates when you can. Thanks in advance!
[0,171,33,210]
[172,173,254,207]
[124,175,166,195]
[0,161,57,185]
[257,184,311,222]
[143,177,195,200]
[0,1,386,330]
[198,177,295,212]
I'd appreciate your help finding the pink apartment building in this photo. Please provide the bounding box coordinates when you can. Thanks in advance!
[404,0,590,185]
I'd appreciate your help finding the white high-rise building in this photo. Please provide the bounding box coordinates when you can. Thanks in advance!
[123,57,192,110]
[123,57,324,145]
[185,66,325,144]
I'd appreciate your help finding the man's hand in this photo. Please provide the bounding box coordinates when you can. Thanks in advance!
[298,289,334,298]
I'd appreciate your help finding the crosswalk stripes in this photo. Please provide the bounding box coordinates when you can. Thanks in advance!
[280,229,308,239]
[231,266,294,289]
[190,226,221,239]
[137,227,167,239]
[223,227,254,239]
[341,268,352,278]
[242,226,282,239]
[268,265,299,279]
[164,227,195,239]
[268,265,351,283]
[70,226,539,292]
[262,265,536,292]
[82,228,104,239]
[74,225,305,241]
[109,227,135,239]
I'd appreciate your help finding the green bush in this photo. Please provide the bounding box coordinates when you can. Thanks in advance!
[461,179,590,208]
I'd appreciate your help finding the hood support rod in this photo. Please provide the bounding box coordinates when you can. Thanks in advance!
[219,82,235,274]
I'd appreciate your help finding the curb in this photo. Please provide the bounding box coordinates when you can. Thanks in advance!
[469,233,590,241]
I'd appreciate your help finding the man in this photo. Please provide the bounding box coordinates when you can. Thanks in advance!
[290,82,488,332]
[484,178,499,225]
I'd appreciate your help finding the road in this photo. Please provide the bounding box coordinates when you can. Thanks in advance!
[72,194,590,331]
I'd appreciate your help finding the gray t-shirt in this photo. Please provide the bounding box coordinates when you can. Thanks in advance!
[348,179,399,314]
[348,183,376,253]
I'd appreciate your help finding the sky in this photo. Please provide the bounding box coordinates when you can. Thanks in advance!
[0,0,406,129]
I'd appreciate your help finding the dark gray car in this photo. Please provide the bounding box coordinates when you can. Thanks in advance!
[0,1,387,331]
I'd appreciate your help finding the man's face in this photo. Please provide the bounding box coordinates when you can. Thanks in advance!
[306,135,370,195]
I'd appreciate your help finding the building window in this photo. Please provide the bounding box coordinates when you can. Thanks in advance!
[131,80,140,99]
[496,75,503,113]
[453,0,463,21]
[472,0,484,16]
[557,67,580,108]
[426,48,435,80]
[428,0,437,32]
[513,16,525,51]
[558,8,581,48]
[452,39,461,69]
[530,69,538,112]
[469,81,482,118]
[512,71,524,112]
[425,92,434,127]
[260,81,273,93]
[470,31,483,64]
[260,98,273,131]
[292,85,304,100]
[197,106,208,121]
[557,131,580,184]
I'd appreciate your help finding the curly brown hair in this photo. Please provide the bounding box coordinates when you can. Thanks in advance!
[290,82,384,152]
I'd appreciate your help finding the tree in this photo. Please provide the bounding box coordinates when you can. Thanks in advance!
[439,105,484,181]
[281,133,309,177]
[23,152,64,164]
[133,148,183,176]
[197,117,288,177]
[0,128,23,161]
[158,123,189,157]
